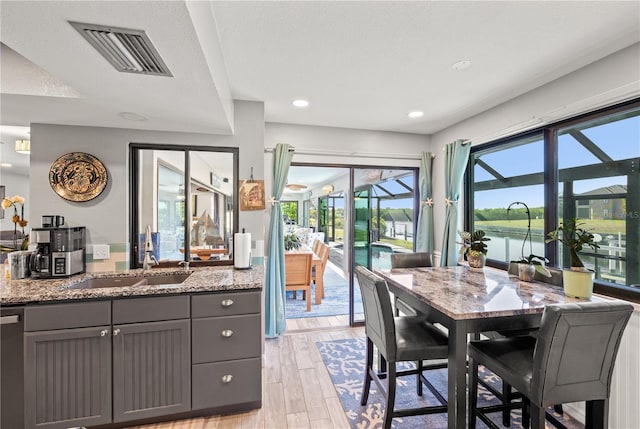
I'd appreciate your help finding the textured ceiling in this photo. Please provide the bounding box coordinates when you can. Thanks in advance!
[1,0,638,164]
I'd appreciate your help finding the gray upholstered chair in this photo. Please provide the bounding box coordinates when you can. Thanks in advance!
[355,266,448,429]
[389,252,433,317]
[469,301,634,429]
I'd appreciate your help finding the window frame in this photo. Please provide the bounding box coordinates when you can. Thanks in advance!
[465,98,640,303]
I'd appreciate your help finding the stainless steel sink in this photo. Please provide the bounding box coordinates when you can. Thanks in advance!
[64,273,191,290]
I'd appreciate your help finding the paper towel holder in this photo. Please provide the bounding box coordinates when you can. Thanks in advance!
[233,228,252,270]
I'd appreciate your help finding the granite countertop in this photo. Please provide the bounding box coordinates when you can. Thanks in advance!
[0,265,264,305]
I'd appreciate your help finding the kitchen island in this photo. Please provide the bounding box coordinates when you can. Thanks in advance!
[0,266,263,429]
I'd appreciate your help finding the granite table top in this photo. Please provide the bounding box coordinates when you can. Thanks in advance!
[0,265,264,305]
[376,265,637,320]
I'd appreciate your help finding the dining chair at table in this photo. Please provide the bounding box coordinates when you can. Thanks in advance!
[483,266,565,427]
[468,301,634,429]
[355,266,449,429]
[285,252,313,312]
[390,252,433,317]
[311,243,330,301]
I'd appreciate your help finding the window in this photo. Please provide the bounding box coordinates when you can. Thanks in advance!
[281,201,299,225]
[467,99,640,300]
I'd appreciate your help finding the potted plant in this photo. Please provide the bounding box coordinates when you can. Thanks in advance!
[512,254,551,282]
[505,201,551,281]
[284,232,301,251]
[458,230,490,268]
[545,218,600,298]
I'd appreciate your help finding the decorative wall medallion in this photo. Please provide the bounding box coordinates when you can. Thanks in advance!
[49,152,108,202]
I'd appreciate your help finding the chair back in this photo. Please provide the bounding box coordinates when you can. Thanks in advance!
[285,253,312,287]
[312,239,322,254]
[316,243,330,274]
[531,301,633,406]
[355,266,396,360]
[390,252,433,269]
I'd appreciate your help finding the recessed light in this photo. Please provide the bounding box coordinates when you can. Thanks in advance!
[292,99,309,108]
[118,112,147,121]
[1,163,12,168]
[408,111,424,119]
[452,60,471,71]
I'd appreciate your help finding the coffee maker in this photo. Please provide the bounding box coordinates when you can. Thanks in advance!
[30,226,86,278]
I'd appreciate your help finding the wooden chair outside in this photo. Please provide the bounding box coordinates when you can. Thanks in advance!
[312,239,322,254]
[285,253,312,312]
[312,243,330,303]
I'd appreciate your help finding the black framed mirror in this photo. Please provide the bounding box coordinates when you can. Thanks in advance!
[129,143,239,267]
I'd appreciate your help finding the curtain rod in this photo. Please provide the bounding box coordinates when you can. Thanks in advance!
[264,147,423,160]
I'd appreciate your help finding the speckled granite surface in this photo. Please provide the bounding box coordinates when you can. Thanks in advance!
[376,265,633,320]
[0,265,263,305]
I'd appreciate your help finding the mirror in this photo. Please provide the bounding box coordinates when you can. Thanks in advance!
[130,144,238,267]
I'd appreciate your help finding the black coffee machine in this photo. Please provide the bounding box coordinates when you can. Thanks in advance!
[30,226,86,278]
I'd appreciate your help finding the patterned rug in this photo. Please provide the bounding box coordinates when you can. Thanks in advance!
[285,263,364,319]
[317,338,584,429]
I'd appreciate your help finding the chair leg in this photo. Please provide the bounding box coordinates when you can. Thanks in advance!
[416,360,423,397]
[503,381,512,426]
[383,363,397,429]
[585,399,607,429]
[554,404,564,414]
[468,358,479,429]
[522,398,530,429]
[305,287,311,311]
[361,338,374,406]
[529,402,546,429]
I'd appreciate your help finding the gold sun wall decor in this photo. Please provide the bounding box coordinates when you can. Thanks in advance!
[49,152,108,202]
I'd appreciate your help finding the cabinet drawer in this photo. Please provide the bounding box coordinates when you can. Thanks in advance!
[192,358,261,410]
[191,291,260,318]
[113,295,189,324]
[25,301,111,331]
[192,314,260,363]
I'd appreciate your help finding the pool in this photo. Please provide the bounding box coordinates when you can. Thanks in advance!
[337,243,398,271]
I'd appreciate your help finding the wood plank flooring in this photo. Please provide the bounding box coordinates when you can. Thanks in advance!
[127,315,363,429]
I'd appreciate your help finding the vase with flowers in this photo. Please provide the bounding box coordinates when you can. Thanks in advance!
[1,195,29,251]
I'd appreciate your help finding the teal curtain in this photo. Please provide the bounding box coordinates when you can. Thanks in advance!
[416,152,434,253]
[440,140,471,266]
[265,143,294,338]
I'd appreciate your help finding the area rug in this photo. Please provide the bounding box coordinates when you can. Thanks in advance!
[285,264,364,319]
[317,338,584,429]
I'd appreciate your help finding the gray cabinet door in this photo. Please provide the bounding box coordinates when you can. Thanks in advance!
[112,319,191,422]
[24,326,112,429]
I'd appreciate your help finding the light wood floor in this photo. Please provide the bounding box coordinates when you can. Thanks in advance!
[127,315,364,429]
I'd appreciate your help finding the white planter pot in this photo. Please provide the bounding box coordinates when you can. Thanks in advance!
[518,263,535,282]
[562,269,595,299]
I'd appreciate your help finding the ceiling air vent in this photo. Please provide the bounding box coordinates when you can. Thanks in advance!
[70,21,172,77]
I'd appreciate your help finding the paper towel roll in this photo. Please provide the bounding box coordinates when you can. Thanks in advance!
[234,231,252,269]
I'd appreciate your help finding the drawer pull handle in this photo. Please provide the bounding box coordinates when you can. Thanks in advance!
[222,374,233,383]
[113,328,121,336]
[100,329,109,337]
[221,299,234,307]
[221,329,234,337]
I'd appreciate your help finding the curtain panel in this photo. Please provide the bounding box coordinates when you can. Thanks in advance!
[264,143,294,338]
[440,140,471,266]
[416,152,434,253]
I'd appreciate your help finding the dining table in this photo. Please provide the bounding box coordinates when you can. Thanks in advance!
[375,265,614,429]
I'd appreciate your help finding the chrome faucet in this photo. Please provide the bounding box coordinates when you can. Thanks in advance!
[178,260,190,271]
[143,225,159,271]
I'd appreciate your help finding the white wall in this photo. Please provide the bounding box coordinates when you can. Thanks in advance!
[0,170,29,234]
[29,100,265,254]
[430,43,640,255]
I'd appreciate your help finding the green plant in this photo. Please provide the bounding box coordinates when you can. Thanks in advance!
[458,230,490,256]
[284,233,301,251]
[545,218,599,269]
